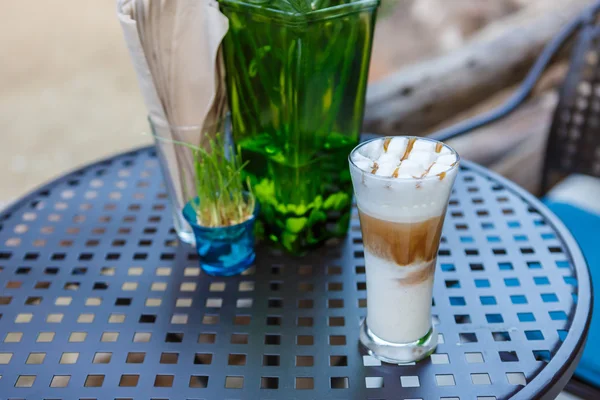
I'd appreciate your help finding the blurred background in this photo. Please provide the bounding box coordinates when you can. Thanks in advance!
[0,2,596,398]
[0,0,585,204]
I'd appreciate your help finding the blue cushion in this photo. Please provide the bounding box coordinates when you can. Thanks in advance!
[543,199,600,386]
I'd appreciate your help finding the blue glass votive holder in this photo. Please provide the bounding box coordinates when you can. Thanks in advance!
[182,198,258,276]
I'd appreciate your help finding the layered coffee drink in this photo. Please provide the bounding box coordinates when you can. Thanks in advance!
[349,136,459,363]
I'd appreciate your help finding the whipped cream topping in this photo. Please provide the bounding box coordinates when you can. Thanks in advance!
[349,137,460,223]
[352,137,457,179]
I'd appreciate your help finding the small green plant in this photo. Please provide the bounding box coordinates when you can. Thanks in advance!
[155,134,256,228]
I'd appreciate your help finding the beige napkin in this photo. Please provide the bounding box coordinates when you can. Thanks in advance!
[117,0,228,135]
[117,0,229,216]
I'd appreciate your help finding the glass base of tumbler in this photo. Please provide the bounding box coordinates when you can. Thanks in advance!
[176,229,195,245]
[200,253,255,277]
[171,211,195,245]
[359,319,438,364]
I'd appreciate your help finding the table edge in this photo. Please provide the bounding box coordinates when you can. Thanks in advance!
[461,160,593,400]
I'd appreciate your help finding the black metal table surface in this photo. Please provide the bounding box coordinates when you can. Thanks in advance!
[0,146,591,400]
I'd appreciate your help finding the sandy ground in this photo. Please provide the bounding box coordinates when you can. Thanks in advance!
[0,1,150,204]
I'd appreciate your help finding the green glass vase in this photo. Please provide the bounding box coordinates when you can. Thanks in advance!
[220,0,380,254]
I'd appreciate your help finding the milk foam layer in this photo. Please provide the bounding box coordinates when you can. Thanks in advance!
[350,137,459,223]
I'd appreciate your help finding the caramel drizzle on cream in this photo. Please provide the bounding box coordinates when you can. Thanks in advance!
[371,162,379,174]
[419,141,451,180]
[419,162,435,179]
[401,137,417,161]
[383,137,392,152]
[371,138,454,181]
[438,161,458,181]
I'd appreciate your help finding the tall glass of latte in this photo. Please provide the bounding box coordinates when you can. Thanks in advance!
[349,136,459,363]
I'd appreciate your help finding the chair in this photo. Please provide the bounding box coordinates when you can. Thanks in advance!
[428,2,600,396]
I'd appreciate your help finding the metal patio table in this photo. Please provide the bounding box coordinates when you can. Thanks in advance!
[0,146,591,400]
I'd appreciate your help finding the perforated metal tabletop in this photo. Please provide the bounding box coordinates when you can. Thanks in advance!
[0,146,591,400]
